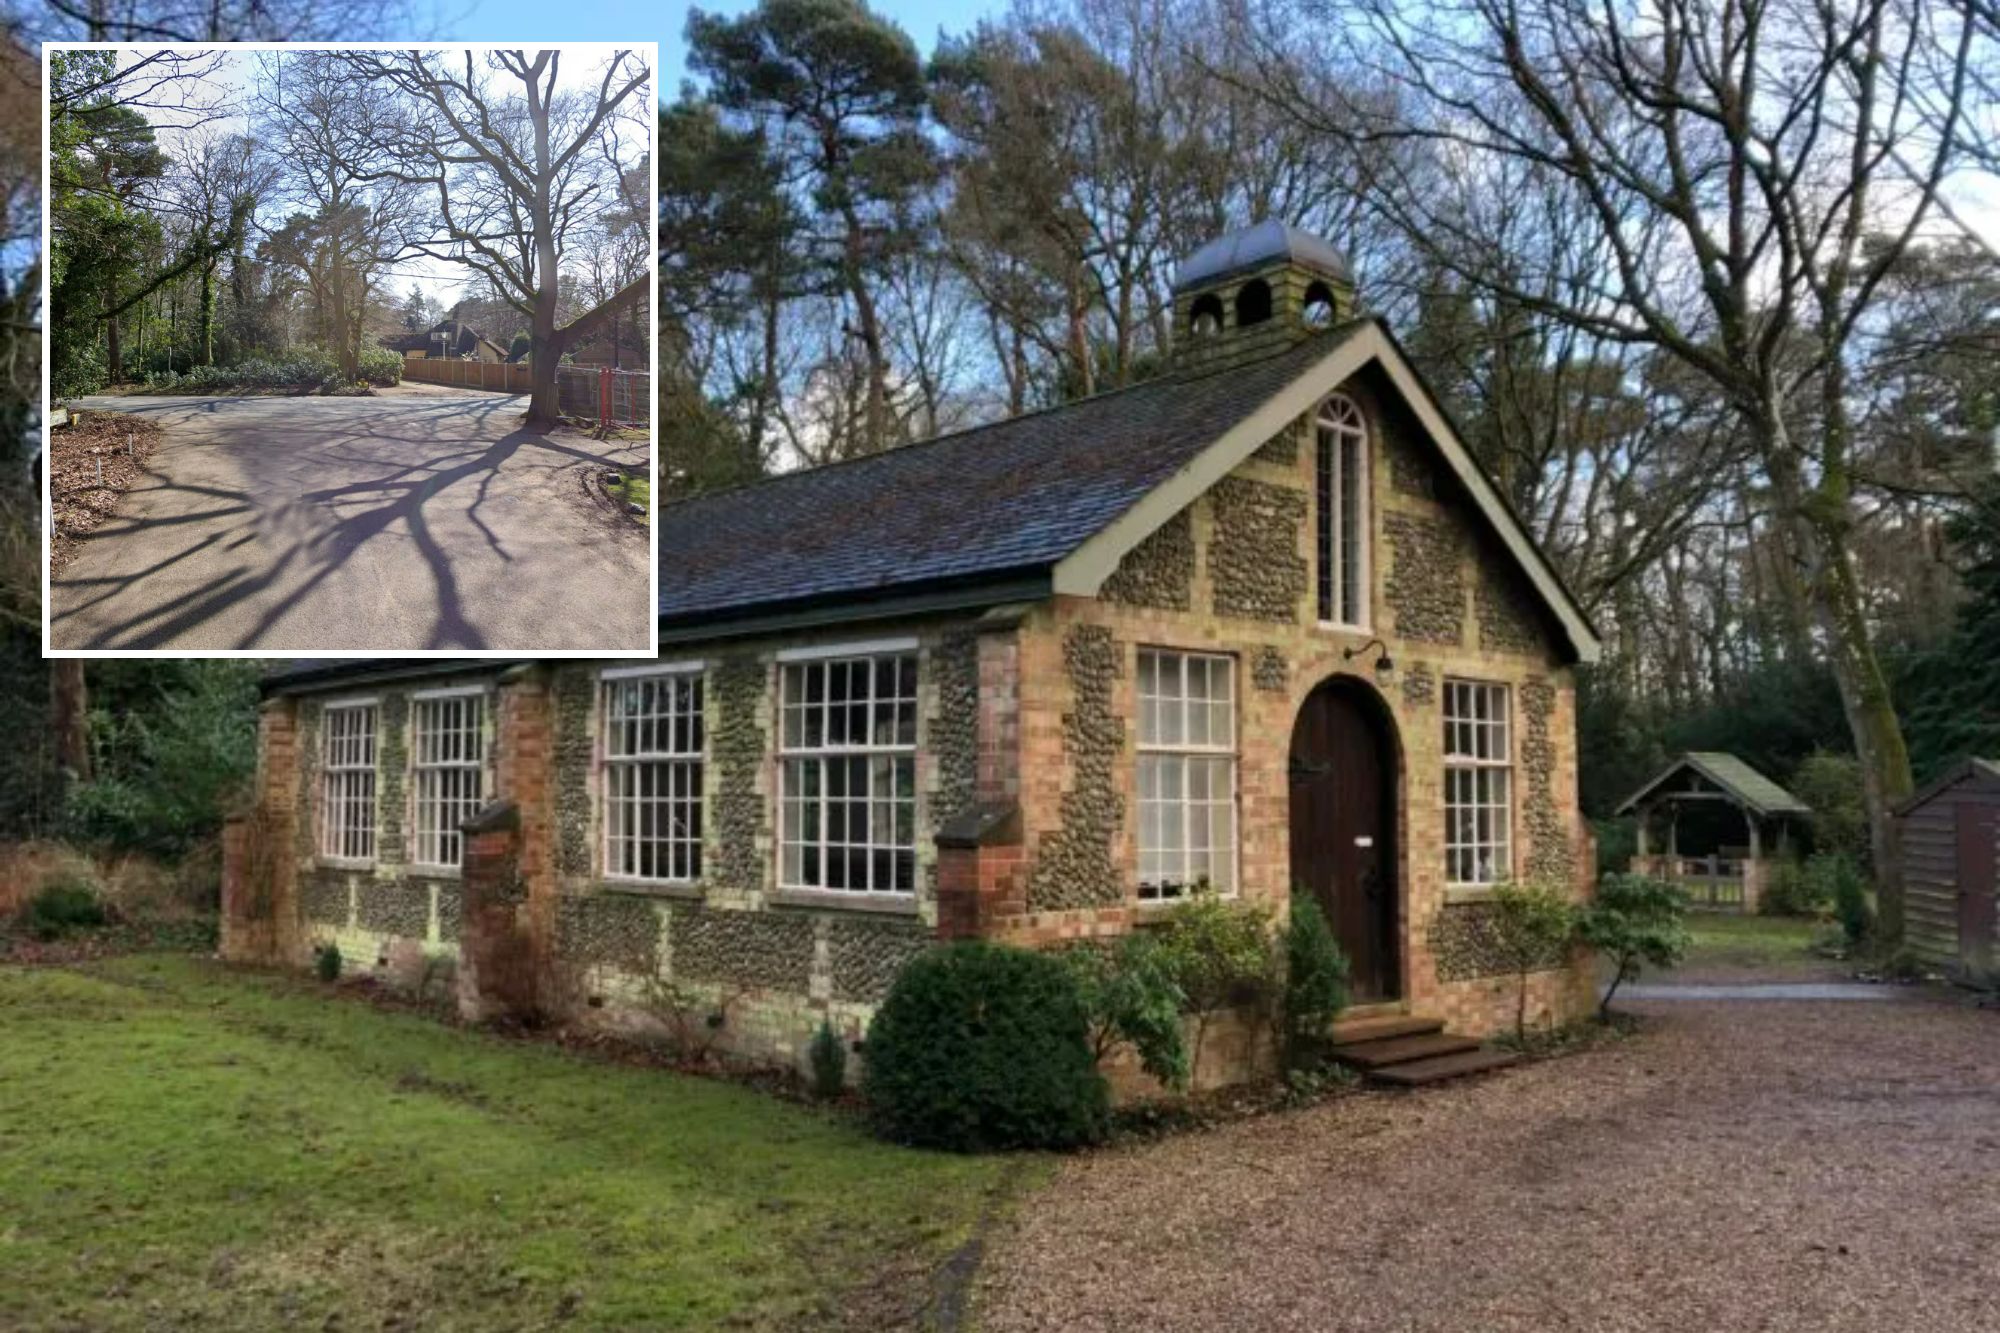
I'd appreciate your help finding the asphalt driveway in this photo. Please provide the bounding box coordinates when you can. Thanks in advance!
[975,988,2000,1331]
[49,391,650,650]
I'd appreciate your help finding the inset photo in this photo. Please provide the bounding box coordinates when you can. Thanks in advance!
[43,43,656,654]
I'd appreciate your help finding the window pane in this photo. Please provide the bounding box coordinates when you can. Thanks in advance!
[601,675,703,883]
[776,652,918,893]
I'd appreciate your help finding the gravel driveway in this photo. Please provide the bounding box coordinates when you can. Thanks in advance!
[48,392,650,651]
[975,992,2000,1331]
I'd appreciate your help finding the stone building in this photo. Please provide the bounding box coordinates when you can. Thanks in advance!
[228,222,1602,1089]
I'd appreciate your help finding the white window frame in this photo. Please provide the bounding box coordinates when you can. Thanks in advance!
[1136,648,1239,902]
[601,667,706,885]
[319,698,378,865]
[1443,679,1514,887]
[777,648,920,898]
[1316,393,1371,630]
[408,687,486,872]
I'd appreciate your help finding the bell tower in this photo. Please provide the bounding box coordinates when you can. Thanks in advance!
[1171,221,1357,373]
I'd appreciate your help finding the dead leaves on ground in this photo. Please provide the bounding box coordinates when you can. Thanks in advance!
[49,413,164,575]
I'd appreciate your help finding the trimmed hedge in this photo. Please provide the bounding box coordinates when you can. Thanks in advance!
[863,941,1108,1152]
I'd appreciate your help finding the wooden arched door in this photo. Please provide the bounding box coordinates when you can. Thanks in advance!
[1289,678,1401,1001]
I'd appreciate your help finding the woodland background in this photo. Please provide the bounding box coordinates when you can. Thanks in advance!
[660,0,2000,935]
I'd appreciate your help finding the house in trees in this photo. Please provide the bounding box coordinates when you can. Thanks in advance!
[225,222,1602,1090]
[378,313,506,363]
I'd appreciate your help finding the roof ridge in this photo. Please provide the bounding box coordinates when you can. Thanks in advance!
[663,325,1365,516]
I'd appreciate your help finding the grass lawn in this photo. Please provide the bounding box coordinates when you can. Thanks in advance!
[1682,912,1823,970]
[607,472,650,521]
[0,956,1027,1332]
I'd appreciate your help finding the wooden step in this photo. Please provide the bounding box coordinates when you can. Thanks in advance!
[1332,1031,1481,1069]
[1328,1014,1443,1047]
[1370,1047,1519,1087]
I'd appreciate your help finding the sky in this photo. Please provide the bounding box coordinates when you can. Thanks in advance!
[449,0,995,89]
[446,0,2000,256]
[121,44,653,306]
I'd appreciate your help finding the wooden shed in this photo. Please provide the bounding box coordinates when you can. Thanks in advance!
[1894,758,2000,982]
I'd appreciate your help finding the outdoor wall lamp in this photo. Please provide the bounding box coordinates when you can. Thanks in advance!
[1344,638,1396,688]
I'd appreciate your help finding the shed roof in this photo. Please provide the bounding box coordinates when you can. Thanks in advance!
[1616,752,1812,818]
[1894,758,2000,816]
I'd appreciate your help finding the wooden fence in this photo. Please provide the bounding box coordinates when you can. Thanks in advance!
[399,358,649,427]
[400,357,532,393]
[1630,852,1764,912]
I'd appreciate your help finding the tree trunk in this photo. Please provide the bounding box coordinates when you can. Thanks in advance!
[51,661,90,786]
[525,81,565,428]
[329,262,353,383]
[200,257,216,367]
[1765,414,1914,943]
[842,216,889,451]
[1066,265,1094,400]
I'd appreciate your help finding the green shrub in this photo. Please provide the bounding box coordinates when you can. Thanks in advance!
[314,942,343,983]
[1791,751,1869,861]
[1280,896,1350,1068]
[141,347,394,394]
[356,344,403,386]
[1063,935,1189,1091]
[1576,874,1689,1021]
[51,346,107,399]
[863,942,1107,1152]
[65,661,260,858]
[22,876,109,940]
[807,1020,847,1100]
[1591,816,1638,876]
[1759,857,1824,917]
[1152,888,1278,1081]
[1488,880,1578,1040]
[1810,851,1873,946]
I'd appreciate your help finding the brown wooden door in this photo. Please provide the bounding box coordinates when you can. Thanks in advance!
[1289,681,1400,1001]
[1956,802,1997,977]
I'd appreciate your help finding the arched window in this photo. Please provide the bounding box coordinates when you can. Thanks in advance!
[1302,281,1339,330]
[1316,394,1369,627]
[1235,279,1273,327]
[1189,293,1225,338]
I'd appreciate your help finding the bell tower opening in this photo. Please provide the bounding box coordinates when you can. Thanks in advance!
[1171,220,1357,373]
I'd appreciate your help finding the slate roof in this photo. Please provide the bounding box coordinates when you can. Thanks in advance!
[661,322,1370,630]
[1617,752,1812,818]
[378,320,495,359]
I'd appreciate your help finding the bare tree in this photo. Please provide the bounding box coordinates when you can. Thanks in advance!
[8,0,435,44]
[172,128,272,367]
[257,53,417,382]
[1241,0,1982,939]
[340,48,652,428]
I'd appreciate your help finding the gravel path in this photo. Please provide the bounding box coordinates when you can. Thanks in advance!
[975,992,2000,1332]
